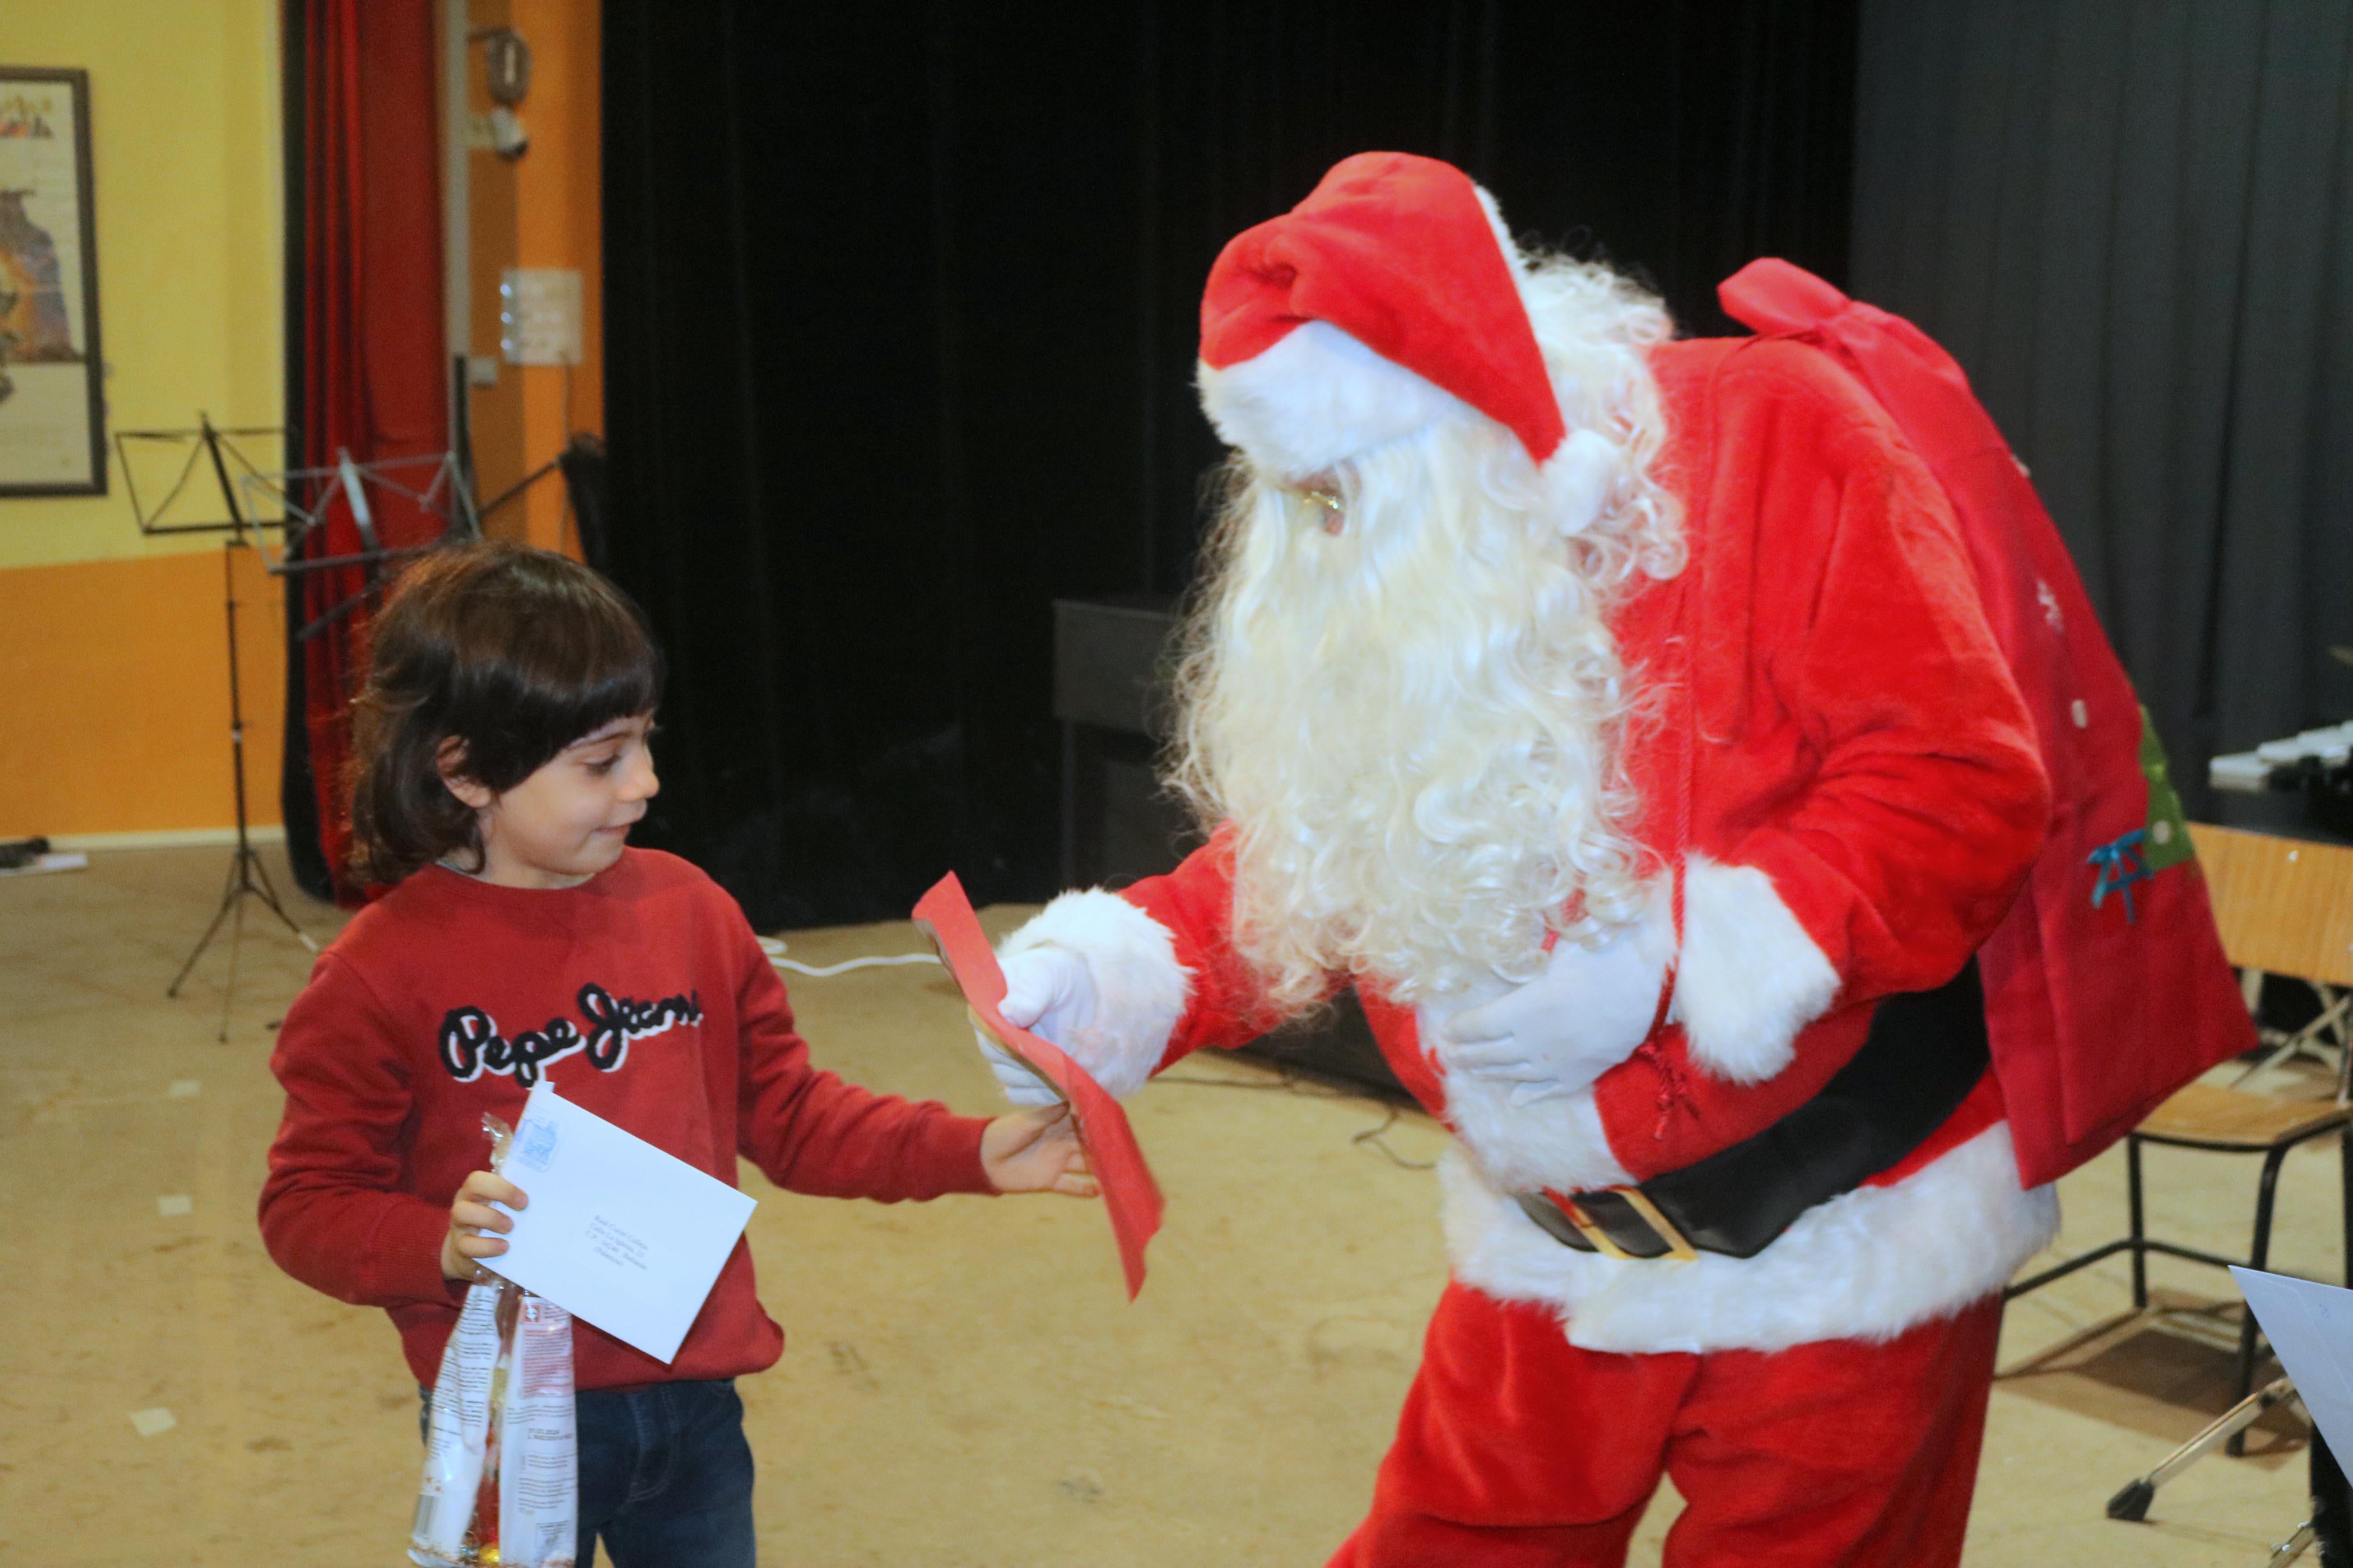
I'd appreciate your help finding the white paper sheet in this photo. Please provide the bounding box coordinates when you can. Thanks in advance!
[492,1081,757,1364]
[2230,1266,2353,1456]
[0,851,87,878]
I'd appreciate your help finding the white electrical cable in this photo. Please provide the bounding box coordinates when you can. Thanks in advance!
[755,934,941,979]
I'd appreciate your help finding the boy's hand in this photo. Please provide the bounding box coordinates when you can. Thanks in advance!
[441,1168,529,1281]
[980,1104,1098,1197]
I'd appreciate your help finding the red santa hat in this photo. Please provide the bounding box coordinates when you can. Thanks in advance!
[1197,152,1578,486]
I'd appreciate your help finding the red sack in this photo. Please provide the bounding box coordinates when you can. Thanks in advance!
[1719,259,2253,1187]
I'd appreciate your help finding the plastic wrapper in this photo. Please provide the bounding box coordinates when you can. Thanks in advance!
[410,1115,577,1568]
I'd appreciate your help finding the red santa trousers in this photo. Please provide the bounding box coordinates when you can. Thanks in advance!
[1332,1282,2004,1568]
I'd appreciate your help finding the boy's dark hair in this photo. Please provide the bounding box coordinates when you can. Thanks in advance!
[346,539,665,885]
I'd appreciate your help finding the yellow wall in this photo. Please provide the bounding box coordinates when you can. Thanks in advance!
[0,1,285,570]
[0,0,287,840]
[0,0,604,840]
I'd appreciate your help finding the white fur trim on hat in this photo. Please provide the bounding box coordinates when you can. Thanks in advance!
[1670,855,1841,1085]
[1197,321,1471,481]
[1438,1119,2058,1354]
[999,890,1191,1098]
[1195,294,1615,540]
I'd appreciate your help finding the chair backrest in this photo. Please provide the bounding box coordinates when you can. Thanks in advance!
[2187,823,2353,988]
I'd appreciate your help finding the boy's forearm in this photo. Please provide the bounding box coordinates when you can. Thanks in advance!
[735,952,993,1198]
[258,1179,460,1308]
[743,1069,993,1200]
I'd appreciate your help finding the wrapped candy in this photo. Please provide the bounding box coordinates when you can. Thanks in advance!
[410,1115,577,1568]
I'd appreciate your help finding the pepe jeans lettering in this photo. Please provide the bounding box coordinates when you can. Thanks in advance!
[438,983,704,1086]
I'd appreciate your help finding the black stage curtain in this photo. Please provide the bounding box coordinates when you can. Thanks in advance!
[602,0,1859,927]
[1853,0,2353,820]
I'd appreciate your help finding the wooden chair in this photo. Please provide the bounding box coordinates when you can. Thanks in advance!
[2006,824,2353,1455]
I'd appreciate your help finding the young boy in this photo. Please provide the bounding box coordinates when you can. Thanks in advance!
[259,540,1088,1566]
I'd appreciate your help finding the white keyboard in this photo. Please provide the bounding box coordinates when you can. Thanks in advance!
[2210,720,2353,793]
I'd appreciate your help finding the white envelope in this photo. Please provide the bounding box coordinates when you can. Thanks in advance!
[492,1080,757,1364]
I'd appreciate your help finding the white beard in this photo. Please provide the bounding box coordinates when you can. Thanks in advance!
[1169,257,1683,1011]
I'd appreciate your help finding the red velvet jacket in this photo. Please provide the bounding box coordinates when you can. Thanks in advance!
[1718,259,2253,1187]
[1010,337,2057,1352]
[1135,339,2046,1178]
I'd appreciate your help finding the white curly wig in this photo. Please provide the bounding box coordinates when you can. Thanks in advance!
[1168,250,1685,1010]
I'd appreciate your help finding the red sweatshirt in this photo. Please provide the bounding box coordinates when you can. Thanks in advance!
[259,848,992,1391]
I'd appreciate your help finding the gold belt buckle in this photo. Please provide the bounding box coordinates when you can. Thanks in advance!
[1557,1187,1699,1263]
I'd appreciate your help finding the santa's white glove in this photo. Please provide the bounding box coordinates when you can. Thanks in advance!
[1440,919,1671,1108]
[974,945,1099,1107]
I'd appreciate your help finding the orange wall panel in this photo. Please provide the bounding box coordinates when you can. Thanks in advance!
[465,0,600,559]
[0,548,288,838]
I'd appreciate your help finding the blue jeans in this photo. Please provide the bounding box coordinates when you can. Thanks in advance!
[421,1378,757,1567]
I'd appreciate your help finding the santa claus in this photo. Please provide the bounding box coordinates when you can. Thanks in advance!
[991,152,2056,1567]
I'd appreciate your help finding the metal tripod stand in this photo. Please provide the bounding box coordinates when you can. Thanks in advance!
[165,530,319,1039]
[118,415,319,1037]
[119,415,482,1036]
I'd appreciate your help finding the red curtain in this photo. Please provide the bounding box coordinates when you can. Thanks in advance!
[296,0,446,902]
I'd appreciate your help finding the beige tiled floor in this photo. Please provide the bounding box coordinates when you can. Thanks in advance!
[0,845,2339,1565]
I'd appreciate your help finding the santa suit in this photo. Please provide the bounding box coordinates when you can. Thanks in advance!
[1000,156,2054,1567]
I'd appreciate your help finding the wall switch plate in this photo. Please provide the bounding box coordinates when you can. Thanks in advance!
[466,354,501,387]
[499,268,581,365]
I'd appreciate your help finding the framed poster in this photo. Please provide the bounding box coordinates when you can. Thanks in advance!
[0,68,102,496]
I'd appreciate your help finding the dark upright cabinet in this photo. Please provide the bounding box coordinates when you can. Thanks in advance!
[1053,596,1406,1101]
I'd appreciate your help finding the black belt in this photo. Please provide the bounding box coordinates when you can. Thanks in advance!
[1513,958,1989,1261]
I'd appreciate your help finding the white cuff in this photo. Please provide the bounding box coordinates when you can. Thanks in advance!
[1000,891,1191,1098]
[1670,855,1840,1085]
[1438,1075,1635,1197]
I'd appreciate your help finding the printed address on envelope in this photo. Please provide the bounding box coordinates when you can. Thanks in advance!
[492,1080,757,1363]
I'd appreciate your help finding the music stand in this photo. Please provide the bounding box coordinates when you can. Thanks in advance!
[240,446,480,642]
[117,415,318,1039]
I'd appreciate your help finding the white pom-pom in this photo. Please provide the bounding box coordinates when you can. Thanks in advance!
[1543,428,1617,537]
